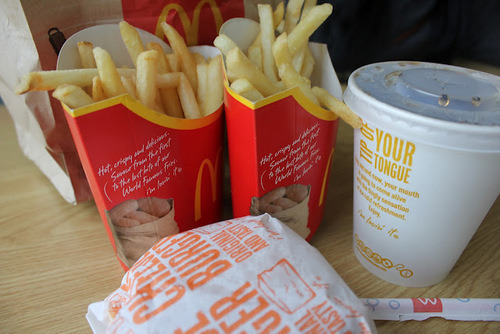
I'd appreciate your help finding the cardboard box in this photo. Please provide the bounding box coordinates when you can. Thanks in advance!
[220,19,343,240]
[58,25,224,269]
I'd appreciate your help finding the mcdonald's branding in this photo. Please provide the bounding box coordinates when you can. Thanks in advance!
[195,148,222,221]
[319,148,335,206]
[412,298,443,313]
[122,1,244,46]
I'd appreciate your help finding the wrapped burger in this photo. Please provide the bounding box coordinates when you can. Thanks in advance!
[87,214,376,333]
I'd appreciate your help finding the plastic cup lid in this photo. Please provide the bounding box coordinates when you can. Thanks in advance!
[348,61,500,126]
[344,61,500,151]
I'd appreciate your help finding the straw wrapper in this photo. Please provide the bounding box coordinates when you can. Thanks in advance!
[362,298,500,321]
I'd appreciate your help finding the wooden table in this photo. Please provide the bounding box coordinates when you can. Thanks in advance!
[1,103,498,333]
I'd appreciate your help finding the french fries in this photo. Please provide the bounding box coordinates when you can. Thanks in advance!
[52,84,94,109]
[312,87,363,128]
[93,47,128,98]
[135,50,161,113]
[119,21,145,68]
[214,1,361,128]
[161,22,198,93]
[16,21,224,120]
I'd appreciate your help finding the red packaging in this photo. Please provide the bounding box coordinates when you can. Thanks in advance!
[58,25,224,269]
[220,19,343,240]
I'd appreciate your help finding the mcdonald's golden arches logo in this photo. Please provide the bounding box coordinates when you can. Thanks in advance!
[194,148,222,220]
[156,0,224,45]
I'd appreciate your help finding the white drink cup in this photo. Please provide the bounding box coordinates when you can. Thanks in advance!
[344,61,500,287]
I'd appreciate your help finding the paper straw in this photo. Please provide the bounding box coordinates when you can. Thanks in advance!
[361,298,500,321]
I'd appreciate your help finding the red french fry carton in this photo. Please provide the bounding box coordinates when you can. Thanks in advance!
[57,24,224,269]
[220,19,343,241]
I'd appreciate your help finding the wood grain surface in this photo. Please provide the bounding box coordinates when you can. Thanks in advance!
[1,102,498,333]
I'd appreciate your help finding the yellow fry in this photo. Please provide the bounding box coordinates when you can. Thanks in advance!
[16,69,97,94]
[136,50,162,112]
[161,22,197,92]
[300,47,315,78]
[287,3,332,55]
[292,46,306,72]
[272,33,293,69]
[161,88,184,118]
[93,47,128,98]
[52,84,94,109]
[301,0,317,19]
[92,76,106,102]
[258,4,278,83]
[213,34,239,57]
[278,62,318,104]
[239,89,265,102]
[165,53,180,72]
[247,45,263,71]
[230,78,265,102]
[156,72,181,88]
[226,47,281,97]
[77,41,96,69]
[284,0,305,34]
[250,3,285,48]
[193,53,206,65]
[177,73,202,119]
[146,42,183,116]
[119,21,145,68]
[312,86,362,128]
[146,41,171,73]
[196,59,208,113]
[120,75,137,99]
[274,2,285,28]
[15,68,137,95]
[230,78,255,93]
[204,54,223,116]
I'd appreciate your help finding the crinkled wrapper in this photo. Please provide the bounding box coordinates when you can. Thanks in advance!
[87,214,376,333]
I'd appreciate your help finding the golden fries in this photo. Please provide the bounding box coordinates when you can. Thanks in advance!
[77,41,96,69]
[284,0,304,34]
[258,4,279,83]
[119,21,145,68]
[204,55,224,116]
[213,34,239,57]
[177,73,202,119]
[213,1,361,128]
[136,50,162,113]
[287,3,332,56]
[93,47,128,98]
[161,22,198,93]
[92,76,106,102]
[312,86,362,128]
[52,84,94,109]
[16,69,98,94]
[230,78,265,102]
[226,47,281,97]
[16,21,224,120]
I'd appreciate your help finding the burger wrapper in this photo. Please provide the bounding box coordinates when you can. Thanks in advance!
[86,214,377,333]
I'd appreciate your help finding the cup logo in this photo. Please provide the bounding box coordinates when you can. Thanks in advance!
[155,0,224,45]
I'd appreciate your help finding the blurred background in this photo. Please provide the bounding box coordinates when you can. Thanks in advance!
[309,0,500,81]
